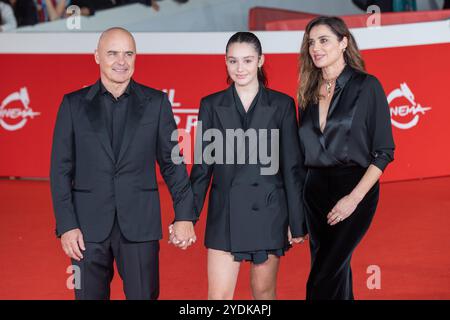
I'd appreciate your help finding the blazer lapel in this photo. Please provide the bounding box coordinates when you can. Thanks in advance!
[246,87,276,162]
[84,81,115,163]
[247,87,275,130]
[115,81,146,165]
[215,85,242,130]
[215,85,243,154]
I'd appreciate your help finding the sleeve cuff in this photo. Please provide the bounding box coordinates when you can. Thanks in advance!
[55,221,79,238]
[289,206,308,237]
[371,151,393,172]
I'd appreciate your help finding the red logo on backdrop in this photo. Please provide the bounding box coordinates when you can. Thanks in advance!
[163,88,198,133]
[0,87,41,131]
[388,82,431,130]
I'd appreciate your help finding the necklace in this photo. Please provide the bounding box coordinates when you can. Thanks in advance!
[324,78,336,98]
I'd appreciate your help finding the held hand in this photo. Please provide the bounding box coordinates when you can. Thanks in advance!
[169,221,196,250]
[288,226,308,245]
[327,194,361,226]
[168,224,182,246]
[61,228,85,261]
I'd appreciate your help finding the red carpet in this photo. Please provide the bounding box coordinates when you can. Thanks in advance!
[0,177,449,299]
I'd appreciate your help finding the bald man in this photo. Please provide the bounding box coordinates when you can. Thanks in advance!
[50,27,197,300]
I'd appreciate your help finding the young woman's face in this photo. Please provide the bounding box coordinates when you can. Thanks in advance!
[225,42,263,87]
[308,24,347,69]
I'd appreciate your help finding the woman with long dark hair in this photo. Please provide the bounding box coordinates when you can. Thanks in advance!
[187,32,307,299]
[297,16,395,299]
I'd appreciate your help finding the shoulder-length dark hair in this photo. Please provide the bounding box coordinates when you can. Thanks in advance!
[225,32,268,87]
[297,16,365,109]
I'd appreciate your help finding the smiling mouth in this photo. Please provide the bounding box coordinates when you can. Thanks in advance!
[113,68,128,72]
[314,55,325,61]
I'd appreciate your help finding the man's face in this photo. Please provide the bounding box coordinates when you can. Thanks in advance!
[95,30,136,85]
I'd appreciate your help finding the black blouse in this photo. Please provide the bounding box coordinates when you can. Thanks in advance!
[298,65,395,171]
[232,83,261,130]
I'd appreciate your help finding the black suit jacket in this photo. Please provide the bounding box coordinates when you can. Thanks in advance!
[50,79,195,242]
[190,85,307,252]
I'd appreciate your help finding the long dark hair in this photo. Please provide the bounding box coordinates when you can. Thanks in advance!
[225,32,268,87]
[297,16,366,109]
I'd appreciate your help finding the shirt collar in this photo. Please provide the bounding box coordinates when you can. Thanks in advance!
[100,79,132,98]
[232,81,263,99]
[335,64,354,89]
[231,81,264,111]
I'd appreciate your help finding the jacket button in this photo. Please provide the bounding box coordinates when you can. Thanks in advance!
[251,205,259,211]
[252,183,259,187]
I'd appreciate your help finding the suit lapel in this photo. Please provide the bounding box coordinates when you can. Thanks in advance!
[247,87,275,130]
[116,81,147,165]
[215,85,243,154]
[84,81,115,163]
[246,87,276,162]
[216,85,242,130]
[215,85,277,164]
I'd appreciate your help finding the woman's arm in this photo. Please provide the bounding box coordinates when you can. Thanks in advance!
[327,75,395,226]
[189,98,215,220]
[327,164,381,226]
[280,97,308,241]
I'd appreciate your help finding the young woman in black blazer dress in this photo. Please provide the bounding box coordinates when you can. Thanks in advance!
[190,32,308,300]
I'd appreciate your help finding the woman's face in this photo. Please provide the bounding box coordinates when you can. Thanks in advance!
[308,24,347,69]
[226,42,263,87]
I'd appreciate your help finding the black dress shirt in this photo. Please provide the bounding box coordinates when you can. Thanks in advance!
[298,65,395,171]
[232,83,261,130]
[100,81,131,161]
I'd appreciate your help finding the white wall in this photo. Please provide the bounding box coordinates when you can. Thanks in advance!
[2,20,449,53]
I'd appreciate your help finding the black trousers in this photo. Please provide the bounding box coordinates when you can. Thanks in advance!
[71,216,160,300]
[304,166,379,300]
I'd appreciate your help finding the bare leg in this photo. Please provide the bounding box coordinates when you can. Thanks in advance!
[250,254,280,300]
[207,248,240,300]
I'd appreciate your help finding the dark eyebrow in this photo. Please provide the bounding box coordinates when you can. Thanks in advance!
[106,50,135,54]
[309,35,331,41]
[227,55,256,59]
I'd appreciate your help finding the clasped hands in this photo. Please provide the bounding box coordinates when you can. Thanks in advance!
[288,227,308,245]
[168,221,196,250]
